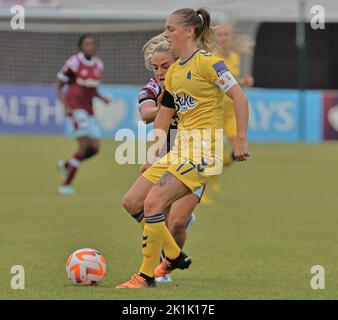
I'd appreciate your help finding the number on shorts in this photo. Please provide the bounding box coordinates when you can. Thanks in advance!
[176,161,196,176]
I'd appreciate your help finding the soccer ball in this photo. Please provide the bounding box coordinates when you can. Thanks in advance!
[66,248,106,286]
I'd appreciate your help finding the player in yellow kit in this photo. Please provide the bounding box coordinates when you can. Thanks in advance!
[123,33,204,283]
[116,8,249,289]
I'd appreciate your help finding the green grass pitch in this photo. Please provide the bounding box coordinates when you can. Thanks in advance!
[0,135,337,299]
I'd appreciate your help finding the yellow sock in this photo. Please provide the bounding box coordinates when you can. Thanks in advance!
[162,225,181,259]
[140,213,166,277]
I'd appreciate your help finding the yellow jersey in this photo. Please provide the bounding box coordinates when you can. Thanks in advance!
[144,49,238,189]
[164,49,237,131]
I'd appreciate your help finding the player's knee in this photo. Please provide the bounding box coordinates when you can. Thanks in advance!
[122,193,140,215]
[122,193,133,213]
[168,216,186,234]
[84,146,99,159]
[144,194,163,214]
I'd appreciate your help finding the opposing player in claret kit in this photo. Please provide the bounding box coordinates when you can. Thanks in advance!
[55,34,110,195]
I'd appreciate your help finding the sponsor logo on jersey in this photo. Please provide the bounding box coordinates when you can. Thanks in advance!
[173,92,195,113]
[80,69,88,76]
[212,61,229,77]
[187,71,192,80]
[76,78,100,88]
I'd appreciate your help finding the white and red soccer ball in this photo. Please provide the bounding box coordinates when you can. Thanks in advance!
[66,248,106,286]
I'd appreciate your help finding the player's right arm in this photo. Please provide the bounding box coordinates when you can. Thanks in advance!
[139,92,175,174]
[138,79,163,124]
[151,67,176,160]
[55,79,71,115]
[138,100,158,124]
[139,68,176,173]
[55,55,78,115]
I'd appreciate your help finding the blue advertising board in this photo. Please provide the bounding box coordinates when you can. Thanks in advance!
[0,84,144,137]
[0,84,64,135]
[0,84,323,142]
[246,88,322,142]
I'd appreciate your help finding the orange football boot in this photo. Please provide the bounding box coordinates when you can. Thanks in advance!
[154,252,192,278]
[116,274,156,289]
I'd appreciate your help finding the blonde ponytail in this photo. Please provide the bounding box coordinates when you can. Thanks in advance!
[142,33,179,70]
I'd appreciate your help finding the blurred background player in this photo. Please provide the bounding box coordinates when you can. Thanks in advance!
[55,34,110,195]
[214,23,254,166]
[200,22,255,205]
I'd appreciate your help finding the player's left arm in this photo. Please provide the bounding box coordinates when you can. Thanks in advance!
[208,59,250,161]
[226,84,250,161]
[94,59,111,104]
[94,89,111,104]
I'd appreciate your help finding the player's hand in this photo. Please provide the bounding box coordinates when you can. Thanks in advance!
[64,104,72,116]
[101,96,111,104]
[139,162,152,174]
[242,75,254,87]
[234,138,250,161]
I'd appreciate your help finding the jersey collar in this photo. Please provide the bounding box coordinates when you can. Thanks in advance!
[179,48,201,66]
[78,52,95,66]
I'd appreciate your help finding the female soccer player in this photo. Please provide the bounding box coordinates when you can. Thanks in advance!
[55,34,110,195]
[128,34,205,282]
[117,8,249,289]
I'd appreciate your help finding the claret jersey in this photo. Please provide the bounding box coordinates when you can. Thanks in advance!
[57,52,104,115]
[138,77,179,152]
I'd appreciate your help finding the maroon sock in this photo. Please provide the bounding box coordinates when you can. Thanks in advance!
[63,152,85,186]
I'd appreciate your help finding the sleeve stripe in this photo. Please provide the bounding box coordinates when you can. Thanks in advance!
[57,72,69,82]
[139,99,157,106]
[161,90,176,109]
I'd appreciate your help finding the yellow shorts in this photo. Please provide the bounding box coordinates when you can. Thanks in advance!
[142,150,220,192]
[223,101,237,138]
